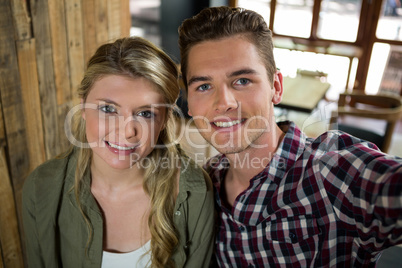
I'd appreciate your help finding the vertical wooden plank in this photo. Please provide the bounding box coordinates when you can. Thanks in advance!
[10,0,32,40]
[65,0,85,106]
[0,0,30,197]
[120,0,131,37]
[48,0,72,105]
[16,39,47,171]
[82,0,97,65]
[30,0,63,159]
[0,247,4,268]
[0,101,5,148]
[107,0,121,41]
[0,148,24,268]
[94,0,109,46]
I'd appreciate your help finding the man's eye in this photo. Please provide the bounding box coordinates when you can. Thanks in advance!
[235,78,250,85]
[197,84,211,91]
[137,111,154,118]
[99,105,116,113]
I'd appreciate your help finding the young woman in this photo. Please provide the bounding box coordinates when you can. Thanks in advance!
[22,36,215,268]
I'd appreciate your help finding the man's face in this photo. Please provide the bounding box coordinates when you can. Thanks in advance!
[186,35,282,155]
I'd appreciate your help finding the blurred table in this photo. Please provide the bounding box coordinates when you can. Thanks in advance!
[276,76,331,113]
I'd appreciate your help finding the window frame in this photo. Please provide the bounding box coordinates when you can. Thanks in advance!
[230,0,402,92]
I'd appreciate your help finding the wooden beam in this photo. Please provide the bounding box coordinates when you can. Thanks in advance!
[48,0,72,105]
[82,0,98,65]
[16,39,47,171]
[108,0,121,41]
[229,0,238,7]
[30,0,63,159]
[10,0,32,40]
[65,0,85,106]
[0,0,30,195]
[0,246,4,268]
[0,147,24,268]
[353,0,382,91]
[0,101,5,148]
[95,0,109,46]
[120,0,131,37]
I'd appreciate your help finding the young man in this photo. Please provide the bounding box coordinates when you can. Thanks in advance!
[178,6,402,267]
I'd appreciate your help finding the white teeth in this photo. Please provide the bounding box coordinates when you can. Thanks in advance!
[214,120,242,128]
[107,142,136,150]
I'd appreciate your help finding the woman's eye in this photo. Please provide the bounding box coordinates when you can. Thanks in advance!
[197,84,211,91]
[235,78,250,86]
[99,105,116,113]
[137,111,154,118]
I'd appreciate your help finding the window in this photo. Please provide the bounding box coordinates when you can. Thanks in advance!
[318,0,362,42]
[274,0,314,38]
[233,0,402,95]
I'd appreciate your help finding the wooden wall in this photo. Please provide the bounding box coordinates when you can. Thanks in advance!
[0,0,131,267]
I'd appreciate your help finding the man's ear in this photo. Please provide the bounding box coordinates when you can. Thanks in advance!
[272,70,283,104]
[81,99,86,120]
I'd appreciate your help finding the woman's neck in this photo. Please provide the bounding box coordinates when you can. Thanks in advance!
[90,158,145,193]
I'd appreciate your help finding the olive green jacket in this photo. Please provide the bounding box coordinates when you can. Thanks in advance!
[22,150,215,268]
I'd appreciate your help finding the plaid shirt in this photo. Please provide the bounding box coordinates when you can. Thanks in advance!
[205,121,402,267]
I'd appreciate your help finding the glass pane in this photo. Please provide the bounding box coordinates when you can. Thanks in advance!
[237,0,271,25]
[130,0,161,46]
[274,0,314,38]
[274,47,351,100]
[376,0,402,41]
[365,43,390,95]
[366,43,402,96]
[317,0,362,42]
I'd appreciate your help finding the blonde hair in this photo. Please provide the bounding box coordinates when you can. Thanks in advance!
[67,36,180,267]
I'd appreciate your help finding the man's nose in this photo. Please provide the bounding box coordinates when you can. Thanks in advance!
[213,86,238,113]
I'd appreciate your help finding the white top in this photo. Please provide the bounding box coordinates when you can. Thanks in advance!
[101,240,151,268]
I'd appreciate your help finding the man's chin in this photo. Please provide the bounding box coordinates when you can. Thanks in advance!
[208,141,249,155]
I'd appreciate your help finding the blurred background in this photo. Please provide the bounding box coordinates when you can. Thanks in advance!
[0,1,400,267]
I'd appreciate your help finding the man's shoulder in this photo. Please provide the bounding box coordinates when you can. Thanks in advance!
[306,130,402,173]
[309,130,380,153]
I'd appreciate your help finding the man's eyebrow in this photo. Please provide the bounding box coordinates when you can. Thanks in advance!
[187,75,211,86]
[229,68,259,77]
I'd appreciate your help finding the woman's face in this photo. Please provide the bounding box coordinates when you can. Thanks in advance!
[82,75,167,170]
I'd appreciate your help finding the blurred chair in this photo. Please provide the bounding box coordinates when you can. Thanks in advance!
[329,92,402,153]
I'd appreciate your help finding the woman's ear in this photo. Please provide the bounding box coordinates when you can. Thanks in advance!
[272,70,283,104]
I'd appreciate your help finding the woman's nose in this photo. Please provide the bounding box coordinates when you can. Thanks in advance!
[123,116,137,140]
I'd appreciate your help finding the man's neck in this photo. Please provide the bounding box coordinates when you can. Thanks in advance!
[222,124,285,206]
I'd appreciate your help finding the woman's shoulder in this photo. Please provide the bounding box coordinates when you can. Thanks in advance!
[23,151,76,196]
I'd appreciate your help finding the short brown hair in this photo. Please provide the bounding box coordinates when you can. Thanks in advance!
[178,6,276,89]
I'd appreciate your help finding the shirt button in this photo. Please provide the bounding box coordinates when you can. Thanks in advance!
[239,226,245,232]
[248,264,254,268]
[175,211,181,216]
[289,232,297,243]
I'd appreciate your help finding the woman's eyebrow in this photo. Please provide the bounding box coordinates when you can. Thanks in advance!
[96,98,121,107]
